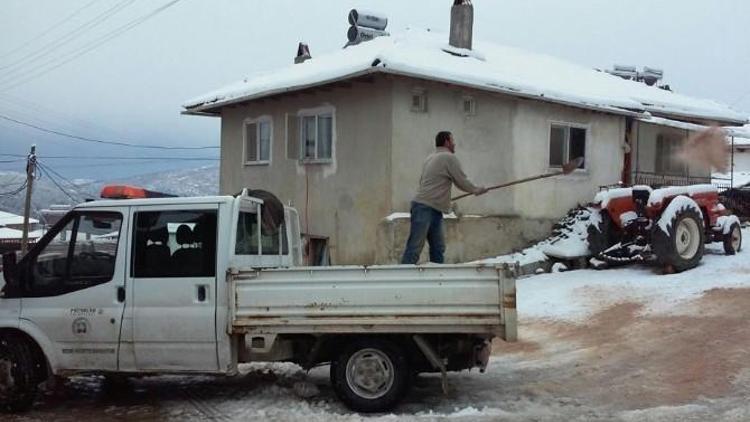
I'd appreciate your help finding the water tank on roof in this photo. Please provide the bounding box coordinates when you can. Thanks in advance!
[348,9,388,30]
[346,9,388,47]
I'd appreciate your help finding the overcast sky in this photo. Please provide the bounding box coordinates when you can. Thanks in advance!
[0,0,748,180]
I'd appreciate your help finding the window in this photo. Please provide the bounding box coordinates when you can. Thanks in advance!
[22,212,122,297]
[411,88,427,112]
[131,210,217,278]
[462,96,476,115]
[549,124,586,169]
[656,134,687,176]
[297,110,333,161]
[244,117,272,164]
[235,210,288,256]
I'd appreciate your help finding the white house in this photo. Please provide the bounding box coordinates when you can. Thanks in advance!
[183,5,746,264]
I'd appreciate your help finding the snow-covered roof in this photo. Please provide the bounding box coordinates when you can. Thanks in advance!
[0,227,43,240]
[184,29,747,125]
[0,211,38,226]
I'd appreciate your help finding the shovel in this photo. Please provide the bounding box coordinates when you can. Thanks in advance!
[451,157,584,201]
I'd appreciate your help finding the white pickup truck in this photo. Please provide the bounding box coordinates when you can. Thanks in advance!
[0,189,517,413]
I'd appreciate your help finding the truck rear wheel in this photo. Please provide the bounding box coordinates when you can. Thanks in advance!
[330,338,410,413]
[723,222,742,255]
[0,336,38,412]
[652,206,705,272]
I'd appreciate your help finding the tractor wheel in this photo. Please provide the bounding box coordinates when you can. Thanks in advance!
[723,222,742,255]
[0,336,38,412]
[652,206,705,272]
[330,338,410,413]
[587,211,615,256]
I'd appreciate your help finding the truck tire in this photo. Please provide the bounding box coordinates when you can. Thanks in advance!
[652,206,705,272]
[330,338,410,413]
[723,222,742,255]
[0,336,38,412]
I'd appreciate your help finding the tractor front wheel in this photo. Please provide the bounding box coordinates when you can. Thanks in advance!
[652,206,705,272]
[723,222,742,255]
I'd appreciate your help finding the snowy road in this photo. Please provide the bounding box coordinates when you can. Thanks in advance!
[8,230,750,421]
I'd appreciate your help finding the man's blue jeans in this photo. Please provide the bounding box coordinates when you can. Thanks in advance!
[401,201,445,264]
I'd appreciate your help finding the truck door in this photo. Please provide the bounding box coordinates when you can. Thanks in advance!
[126,205,219,371]
[18,210,126,371]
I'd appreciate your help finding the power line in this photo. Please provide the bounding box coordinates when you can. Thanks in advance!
[0,0,101,62]
[0,180,27,197]
[0,0,184,91]
[0,153,219,161]
[0,114,218,150]
[36,162,80,202]
[0,0,135,76]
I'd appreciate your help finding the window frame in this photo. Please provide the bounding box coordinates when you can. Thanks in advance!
[15,210,123,298]
[548,122,589,171]
[130,206,218,279]
[297,105,335,164]
[411,87,427,113]
[242,115,273,166]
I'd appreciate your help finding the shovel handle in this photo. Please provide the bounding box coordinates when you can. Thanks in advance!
[451,170,564,201]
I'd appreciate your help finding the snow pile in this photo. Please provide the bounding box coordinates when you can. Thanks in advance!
[593,187,634,208]
[474,206,602,266]
[519,228,750,322]
[538,206,601,259]
[184,29,745,124]
[647,184,717,206]
[715,215,741,234]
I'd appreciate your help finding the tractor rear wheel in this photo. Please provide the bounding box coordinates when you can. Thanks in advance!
[723,222,742,255]
[587,211,615,256]
[652,206,705,272]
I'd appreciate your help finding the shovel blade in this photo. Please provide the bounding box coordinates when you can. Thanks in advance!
[562,157,584,174]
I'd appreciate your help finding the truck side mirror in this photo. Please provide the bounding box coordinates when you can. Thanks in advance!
[2,251,18,286]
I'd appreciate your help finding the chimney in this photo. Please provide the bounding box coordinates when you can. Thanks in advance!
[449,0,474,50]
[294,42,311,64]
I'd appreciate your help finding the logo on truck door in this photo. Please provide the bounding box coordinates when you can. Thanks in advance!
[72,318,90,336]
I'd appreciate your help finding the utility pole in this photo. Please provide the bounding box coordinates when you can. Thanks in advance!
[21,144,36,255]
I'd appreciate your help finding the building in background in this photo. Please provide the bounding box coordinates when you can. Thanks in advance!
[184,4,747,264]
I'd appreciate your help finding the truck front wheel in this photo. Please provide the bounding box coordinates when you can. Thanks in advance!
[330,338,410,413]
[0,336,38,412]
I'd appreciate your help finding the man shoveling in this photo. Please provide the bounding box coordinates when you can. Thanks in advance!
[401,131,487,264]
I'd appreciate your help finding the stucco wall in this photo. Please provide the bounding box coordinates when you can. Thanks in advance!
[510,101,625,219]
[384,78,625,263]
[219,76,394,264]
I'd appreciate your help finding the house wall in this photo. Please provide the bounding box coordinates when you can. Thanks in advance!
[219,76,394,265]
[380,78,625,263]
[632,121,712,183]
[509,101,625,219]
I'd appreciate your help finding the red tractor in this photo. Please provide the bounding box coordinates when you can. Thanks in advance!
[587,184,742,272]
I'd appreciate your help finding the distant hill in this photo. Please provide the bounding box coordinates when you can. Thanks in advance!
[0,165,219,217]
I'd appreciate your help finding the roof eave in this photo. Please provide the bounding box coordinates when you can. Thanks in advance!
[183,67,381,115]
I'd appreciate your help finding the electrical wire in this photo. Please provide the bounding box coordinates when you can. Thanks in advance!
[0,153,219,161]
[0,0,184,91]
[0,0,135,75]
[36,164,80,203]
[0,180,28,197]
[0,114,218,150]
[0,0,101,62]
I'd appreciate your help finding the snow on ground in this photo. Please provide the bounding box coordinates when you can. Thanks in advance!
[520,228,750,322]
[9,230,750,421]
